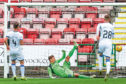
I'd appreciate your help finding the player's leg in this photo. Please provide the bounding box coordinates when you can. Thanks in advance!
[74,73,95,78]
[11,60,17,80]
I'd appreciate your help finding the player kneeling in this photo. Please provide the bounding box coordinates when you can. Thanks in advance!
[4,22,26,80]
[48,41,96,79]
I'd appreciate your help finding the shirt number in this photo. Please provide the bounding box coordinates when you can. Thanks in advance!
[103,30,112,39]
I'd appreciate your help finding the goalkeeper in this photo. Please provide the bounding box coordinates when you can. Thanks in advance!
[48,41,95,78]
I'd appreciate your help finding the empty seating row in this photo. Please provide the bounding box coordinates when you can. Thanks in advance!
[0,0,116,3]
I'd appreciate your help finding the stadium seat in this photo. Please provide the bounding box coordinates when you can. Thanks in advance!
[39,28,51,39]
[32,18,44,29]
[32,0,43,2]
[103,0,115,2]
[0,29,3,38]
[74,8,85,20]
[13,7,26,18]
[11,0,19,3]
[34,39,45,45]
[88,28,97,41]
[82,38,94,44]
[0,8,3,18]
[52,28,62,40]
[62,8,73,19]
[0,38,4,45]
[70,39,81,45]
[0,0,8,2]
[79,0,91,2]
[43,0,55,2]
[27,29,39,39]
[58,39,70,45]
[93,18,104,29]
[69,18,80,28]
[92,0,103,2]
[18,28,27,38]
[78,55,88,62]
[116,0,125,2]
[57,18,68,30]
[0,18,4,29]
[50,8,62,19]
[68,0,79,2]
[21,18,31,29]
[20,0,32,2]
[27,8,38,19]
[38,8,49,19]
[81,18,92,29]
[76,28,87,40]
[64,28,75,41]
[23,39,34,45]
[45,18,56,28]
[56,0,67,2]
[78,46,93,53]
[45,38,58,45]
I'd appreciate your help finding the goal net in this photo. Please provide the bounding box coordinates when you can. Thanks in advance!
[2,3,126,78]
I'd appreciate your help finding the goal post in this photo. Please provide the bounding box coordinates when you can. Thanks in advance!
[3,3,126,78]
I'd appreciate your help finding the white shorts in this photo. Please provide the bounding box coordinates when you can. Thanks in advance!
[98,40,112,57]
[10,50,24,61]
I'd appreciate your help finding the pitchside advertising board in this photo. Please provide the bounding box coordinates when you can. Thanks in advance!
[0,45,77,66]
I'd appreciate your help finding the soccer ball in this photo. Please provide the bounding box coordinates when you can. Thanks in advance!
[116,45,122,52]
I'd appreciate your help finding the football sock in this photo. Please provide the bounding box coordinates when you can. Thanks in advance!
[98,55,103,71]
[11,64,16,77]
[20,65,25,77]
[78,75,90,78]
[106,57,110,74]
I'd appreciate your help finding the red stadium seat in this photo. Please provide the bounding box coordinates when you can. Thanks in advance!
[92,0,103,2]
[50,8,62,19]
[20,0,32,2]
[0,18,4,29]
[64,28,75,41]
[82,38,94,44]
[0,0,8,2]
[45,18,56,28]
[76,28,87,40]
[70,39,81,45]
[57,18,68,30]
[38,8,49,19]
[79,0,91,2]
[32,0,43,2]
[34,39,45,45]
[11,0,19,3]
[18,28,27,38]
[56,0,67,2]
[27,29,39,39]
[52,29,62,40]
[68,0,79,2]
[13,7,26,18]
[103,0,115,2]
[27,8,38,19]
[32,18,44,29]
[74,8,85,19]
[21,18,31,29]
[88,28,97,41]
[62,8,73,19]
[69,18,80,28]
[93,18,104,29]
[0,8,3,18]
[58,39,70,45]
[78,46,93,53]
[43,0,55,2]
[45,38,58,45]
[23,39,34,45]
[0,38,4,45]
[81,18,92,29]
[39,28,51,39]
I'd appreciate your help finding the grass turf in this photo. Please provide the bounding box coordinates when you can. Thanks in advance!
[0,78,126,84]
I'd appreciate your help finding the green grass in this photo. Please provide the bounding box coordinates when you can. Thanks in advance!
[0,78,126,84]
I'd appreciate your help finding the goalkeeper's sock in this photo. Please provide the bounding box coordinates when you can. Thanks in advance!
[11,64,16,77]
[106,58,110,74]
[98,55,103,71]
[78,75,91,79]
[68,46,77,58]
[20,65,25,77]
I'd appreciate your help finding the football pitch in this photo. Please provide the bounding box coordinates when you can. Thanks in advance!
[0,78,126,84]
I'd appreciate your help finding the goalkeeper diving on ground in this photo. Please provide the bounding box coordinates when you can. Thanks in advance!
[48,41,96,79]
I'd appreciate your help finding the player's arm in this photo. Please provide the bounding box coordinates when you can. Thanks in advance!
[96,24,100,41]
[4,37,10,50]
[48,67,55,79]
[20,34,23,45]
[57,50,66,63]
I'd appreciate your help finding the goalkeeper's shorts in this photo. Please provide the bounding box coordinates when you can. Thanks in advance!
[64,68,74,78]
